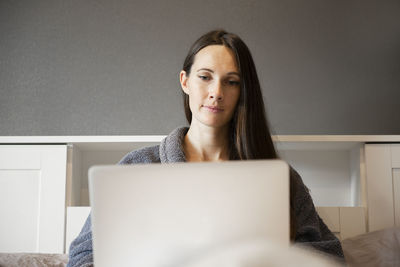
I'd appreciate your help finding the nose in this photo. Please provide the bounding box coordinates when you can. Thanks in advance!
[209,81,223,101]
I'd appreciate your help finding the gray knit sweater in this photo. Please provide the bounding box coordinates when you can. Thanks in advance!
[67,127,344,267]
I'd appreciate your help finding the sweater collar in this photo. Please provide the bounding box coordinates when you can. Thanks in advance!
[159,126,188,163]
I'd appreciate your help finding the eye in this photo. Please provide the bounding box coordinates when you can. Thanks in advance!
[228,80,240,86]
[198,75,210,81]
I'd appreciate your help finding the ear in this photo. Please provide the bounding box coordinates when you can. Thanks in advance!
[180,70,189,95]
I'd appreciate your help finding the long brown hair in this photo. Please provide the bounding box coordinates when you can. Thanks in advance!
[182,30,277,160]
[182,29,297,240]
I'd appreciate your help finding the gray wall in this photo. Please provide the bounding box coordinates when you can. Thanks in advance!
[1,0,399,135]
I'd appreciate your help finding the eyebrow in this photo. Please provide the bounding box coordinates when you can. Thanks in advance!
[196,68,240,77]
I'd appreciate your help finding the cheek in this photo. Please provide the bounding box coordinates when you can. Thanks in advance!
[230,89,241,107]
[188,85,207,105]
[188,89,203,112]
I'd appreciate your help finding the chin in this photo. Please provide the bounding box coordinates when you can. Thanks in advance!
[192,114,233,129]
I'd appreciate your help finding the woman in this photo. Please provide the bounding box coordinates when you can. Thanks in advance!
[67,30,344,267]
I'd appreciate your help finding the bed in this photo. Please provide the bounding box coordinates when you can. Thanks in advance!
[1,227,399,267]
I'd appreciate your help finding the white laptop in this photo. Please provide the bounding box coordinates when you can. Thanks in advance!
[89,160,290,267]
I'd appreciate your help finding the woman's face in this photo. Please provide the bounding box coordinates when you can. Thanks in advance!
[180,45,241,129]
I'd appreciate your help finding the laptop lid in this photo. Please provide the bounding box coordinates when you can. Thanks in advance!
[89,160,289,267]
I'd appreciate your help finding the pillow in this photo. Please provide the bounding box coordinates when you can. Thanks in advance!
[0,253,68,267]
[342,227,400,267]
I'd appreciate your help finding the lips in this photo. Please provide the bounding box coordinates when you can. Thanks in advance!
[203,105,224,113]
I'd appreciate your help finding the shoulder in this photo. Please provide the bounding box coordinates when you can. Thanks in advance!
[118,145,161,164]
[288,166,316,218]
[289,166,310,202]
[289,166,345,258]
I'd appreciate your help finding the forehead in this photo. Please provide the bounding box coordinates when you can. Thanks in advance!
[192,45,238,71]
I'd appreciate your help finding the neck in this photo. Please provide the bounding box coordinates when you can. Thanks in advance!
[183,122,231,162]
